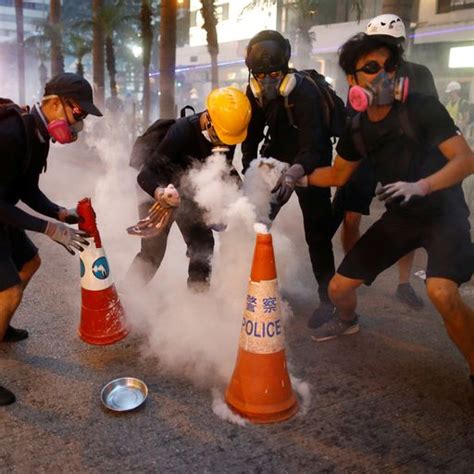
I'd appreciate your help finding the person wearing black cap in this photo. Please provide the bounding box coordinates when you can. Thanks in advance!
[241,30,336,329]
[0,73,102,405]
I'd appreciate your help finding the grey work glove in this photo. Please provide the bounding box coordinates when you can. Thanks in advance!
[58,207,82,224]
[376,179,431,205]
[44,222,90,255]
[271,164,306,206]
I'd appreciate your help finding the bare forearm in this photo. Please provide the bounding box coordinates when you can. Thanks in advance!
[307,166,341,187]
[426,153,474,193]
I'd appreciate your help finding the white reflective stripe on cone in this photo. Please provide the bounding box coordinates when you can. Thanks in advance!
[80,243,113,291]
[239,279,285,354]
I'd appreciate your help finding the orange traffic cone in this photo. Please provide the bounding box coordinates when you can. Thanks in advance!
[77,198,128,345]
[225,230,298,423]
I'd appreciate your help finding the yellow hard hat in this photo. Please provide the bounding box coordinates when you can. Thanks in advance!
[206,86,252,145]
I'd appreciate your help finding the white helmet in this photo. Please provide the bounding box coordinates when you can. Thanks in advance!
[445,81,461,93]
[366,14,406,42]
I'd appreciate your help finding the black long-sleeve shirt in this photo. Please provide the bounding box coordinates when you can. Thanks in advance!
[137,113,236,197]
[241,73,333,174]
[0,106,59,233]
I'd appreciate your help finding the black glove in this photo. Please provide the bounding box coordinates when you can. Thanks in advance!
[58,207,82,224]
[271,164,306,206]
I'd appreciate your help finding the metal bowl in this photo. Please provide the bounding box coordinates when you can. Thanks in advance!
[101,377,148,412]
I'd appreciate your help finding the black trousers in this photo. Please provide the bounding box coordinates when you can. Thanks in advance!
[126,192,214,286]
[295,186,335,303]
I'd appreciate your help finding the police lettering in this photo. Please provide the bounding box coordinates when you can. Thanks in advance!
[241,317,282,338]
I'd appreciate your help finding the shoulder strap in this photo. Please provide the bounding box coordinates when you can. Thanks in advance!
[351,113,367,158]
[397,105,419,144]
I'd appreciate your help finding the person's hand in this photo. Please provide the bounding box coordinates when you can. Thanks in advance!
[127,184,180,239]
[58,207,82,224]
[271,164,306,206]
[376,179,431,205]
[44,222,90,255]
[154,184,180,208]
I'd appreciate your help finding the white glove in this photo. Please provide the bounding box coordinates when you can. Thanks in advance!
[44,222,90,255]
[376,179,431,205]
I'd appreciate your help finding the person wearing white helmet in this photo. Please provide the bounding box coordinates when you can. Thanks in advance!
[304,33,474,386]
[331,13,439,312]
[445,81,470,133]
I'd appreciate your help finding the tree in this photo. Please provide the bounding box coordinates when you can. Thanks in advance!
[141,0,153,127]
[159,0,177,119]
[65,33,92,77]
[15,0,25,104]
[81,1,135,99]
[49,0,64,77]
[243,0,364,69]
[92,0,105,108]
[25,19,56,92]
[200,0,219,89]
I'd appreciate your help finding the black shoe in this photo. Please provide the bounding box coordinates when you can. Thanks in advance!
[0,385,16,406]
[2,325,29,342]
[396,283,424,310]
[307,302,335,329]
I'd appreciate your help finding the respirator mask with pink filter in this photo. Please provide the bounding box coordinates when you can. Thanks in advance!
[44,97,86,144]
[349,66,409,112]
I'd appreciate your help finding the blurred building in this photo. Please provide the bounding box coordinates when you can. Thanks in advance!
[171,0,473,111]
[0,0,49,43]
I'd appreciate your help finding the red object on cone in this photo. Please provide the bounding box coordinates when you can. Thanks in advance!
[225,232,298,423]
[77,198,128,345]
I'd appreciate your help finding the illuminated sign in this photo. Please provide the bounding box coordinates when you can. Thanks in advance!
[448,45,474,68]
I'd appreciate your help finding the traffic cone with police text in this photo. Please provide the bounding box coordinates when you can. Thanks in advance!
[77,198,128,345]
[225,229,298,423]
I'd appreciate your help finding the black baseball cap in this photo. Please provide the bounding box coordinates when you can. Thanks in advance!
[44,73,103,117]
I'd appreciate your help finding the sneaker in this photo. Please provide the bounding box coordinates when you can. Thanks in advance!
[396,283,424,310]
[311,314,360,342]
[0,385,15,406]
[307,302,335,329]
[2,325,28,343]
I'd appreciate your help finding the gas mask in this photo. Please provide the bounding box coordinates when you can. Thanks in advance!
[257,75,281,102]
[47,120,83,144]
[46,98,85,144]
[349,71,409,112]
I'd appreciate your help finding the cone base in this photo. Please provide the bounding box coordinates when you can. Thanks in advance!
[79,286,128,345]
[225,349,298,424]
[79,327,128,346]
[227,398,298,424]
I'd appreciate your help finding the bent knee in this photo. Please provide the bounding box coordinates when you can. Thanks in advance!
[426,278,459,309]
[329,274,356,298]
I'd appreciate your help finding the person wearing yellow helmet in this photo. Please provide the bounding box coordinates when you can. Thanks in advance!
[124,86,251,291]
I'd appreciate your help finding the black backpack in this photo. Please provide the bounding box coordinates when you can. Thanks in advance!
[286,70,347,138]
[0,98,34,173]
[129,105,195,171]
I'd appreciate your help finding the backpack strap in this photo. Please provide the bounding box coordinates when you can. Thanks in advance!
[180,105,195,117]
[350,113,367,159]
[397,105,419,144]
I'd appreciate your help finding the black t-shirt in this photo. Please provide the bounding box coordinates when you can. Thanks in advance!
[0,107,58,232]
[241,73,333,174]
[137,113,236,198]
[337,94,468,218]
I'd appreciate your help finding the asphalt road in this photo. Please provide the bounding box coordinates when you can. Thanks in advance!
[1,140,473,473]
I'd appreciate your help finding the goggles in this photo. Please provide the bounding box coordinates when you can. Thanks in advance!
[354,58,398,75]
[64,99,88,121]
[253,70,284,81]
[203,112,223,144]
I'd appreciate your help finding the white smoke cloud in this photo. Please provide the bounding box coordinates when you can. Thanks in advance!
[65,127,314,423]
